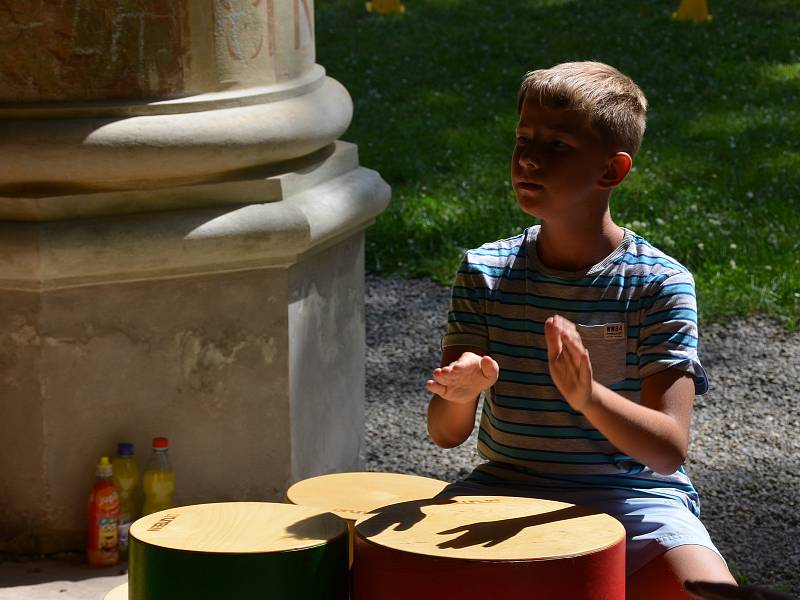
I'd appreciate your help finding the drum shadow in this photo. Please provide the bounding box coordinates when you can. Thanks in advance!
[436,504,602,549]
[354,497,458,537]
[284,501,456,541]
[356,499,606,551]
[284,513,351,541]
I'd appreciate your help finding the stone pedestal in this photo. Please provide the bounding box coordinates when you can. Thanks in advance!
[0,0,389,553]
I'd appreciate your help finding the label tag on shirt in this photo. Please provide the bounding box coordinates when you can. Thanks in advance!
[604,323,625,339]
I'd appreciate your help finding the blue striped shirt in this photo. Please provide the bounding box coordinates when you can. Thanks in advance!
[443,226,708,510]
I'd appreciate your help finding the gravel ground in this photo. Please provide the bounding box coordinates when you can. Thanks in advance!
[365,274,800,595]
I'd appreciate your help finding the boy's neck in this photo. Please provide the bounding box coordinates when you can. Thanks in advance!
[536,214,625,272]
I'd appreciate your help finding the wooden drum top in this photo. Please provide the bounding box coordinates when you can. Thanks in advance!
[355,495,625,561]
[103,583,127,600]
[129,502,347,554]
[286,472,448,521]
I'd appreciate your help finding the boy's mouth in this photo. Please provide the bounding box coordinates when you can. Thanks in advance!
[516,181,543,192]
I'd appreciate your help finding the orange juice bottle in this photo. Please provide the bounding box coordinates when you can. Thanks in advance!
[142,437,175,516]
[87,456,120,567]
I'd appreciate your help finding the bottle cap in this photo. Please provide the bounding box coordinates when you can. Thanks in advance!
[152,437,169,449]
[96,456,113,477]
[117,442,134,457]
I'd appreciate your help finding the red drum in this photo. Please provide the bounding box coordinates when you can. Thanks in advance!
[352,495,625,600]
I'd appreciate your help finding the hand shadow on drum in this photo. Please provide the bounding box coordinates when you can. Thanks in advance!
[356,498,458,537]
[285,513,352,540]
[436,504,601,549]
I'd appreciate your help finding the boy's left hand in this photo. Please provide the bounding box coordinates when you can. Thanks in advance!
[545,315,594,411]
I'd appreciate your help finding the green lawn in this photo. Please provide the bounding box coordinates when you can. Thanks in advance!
[317,0,800,326]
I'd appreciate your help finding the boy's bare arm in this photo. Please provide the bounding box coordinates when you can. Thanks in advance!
[546,315,693,475]
[426,345,499,449]
[585,370,694,475]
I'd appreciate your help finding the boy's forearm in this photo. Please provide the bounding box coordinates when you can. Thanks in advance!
[581,382,688,475]
[427,394,479,448]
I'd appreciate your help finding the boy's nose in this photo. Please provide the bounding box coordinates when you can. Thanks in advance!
[519,148,541,170]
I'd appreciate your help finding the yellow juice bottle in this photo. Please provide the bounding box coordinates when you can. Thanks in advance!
[142,437,175,516]
[112,442,139,560]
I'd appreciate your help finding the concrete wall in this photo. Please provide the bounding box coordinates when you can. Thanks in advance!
[289,234,366,481]
[0,267,294,551]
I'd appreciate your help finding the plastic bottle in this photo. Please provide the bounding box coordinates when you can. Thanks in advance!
[112,442,139,560]
[142,437,175,516]
[87,456,120,567]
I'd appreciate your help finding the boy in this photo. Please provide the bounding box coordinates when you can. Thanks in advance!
[425,62,736,599]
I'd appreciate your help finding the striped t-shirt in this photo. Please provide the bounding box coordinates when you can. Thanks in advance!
[443,225,708,512]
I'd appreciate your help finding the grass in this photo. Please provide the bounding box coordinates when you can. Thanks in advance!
[729,562,751,585]
[729,562,795,595]
[316,0,800,325]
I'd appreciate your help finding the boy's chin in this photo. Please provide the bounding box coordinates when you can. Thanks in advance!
[516,196,546,220]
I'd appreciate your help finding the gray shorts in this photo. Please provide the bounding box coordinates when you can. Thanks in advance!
[439,477,725,575]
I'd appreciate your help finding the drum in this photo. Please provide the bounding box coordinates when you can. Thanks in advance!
[103,583,127,600]
[352,495,626,600]
[127,502,348,600]
[286,471,448,564]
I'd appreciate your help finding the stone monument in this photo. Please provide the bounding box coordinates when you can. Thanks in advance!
[0,0,390,553]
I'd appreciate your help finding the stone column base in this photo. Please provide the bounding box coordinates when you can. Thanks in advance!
[0,142,390,554]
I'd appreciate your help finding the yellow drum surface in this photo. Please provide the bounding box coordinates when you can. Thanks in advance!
[286,472,448,521]
[130,501,345,553]
[103,583,127,600]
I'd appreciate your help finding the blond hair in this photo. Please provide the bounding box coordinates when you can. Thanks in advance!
[517,61,648,156]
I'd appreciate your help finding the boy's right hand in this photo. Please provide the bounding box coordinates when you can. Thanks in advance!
[425,352,499,405]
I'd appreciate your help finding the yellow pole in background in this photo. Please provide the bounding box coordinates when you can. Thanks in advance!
[366,0,406,14]
[672,0,712,22]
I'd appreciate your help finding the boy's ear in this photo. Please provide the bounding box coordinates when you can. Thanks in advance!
[597,152,633,189]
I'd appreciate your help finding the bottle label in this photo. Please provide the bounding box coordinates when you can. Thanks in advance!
[91,515,119,552]
[118,519,132,550]
[88,485,120,565]
[96,487,120,512]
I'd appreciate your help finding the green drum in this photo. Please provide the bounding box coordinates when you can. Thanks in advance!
[129,502,348,600]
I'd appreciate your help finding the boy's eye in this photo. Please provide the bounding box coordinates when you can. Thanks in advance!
[551,140,568,150]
